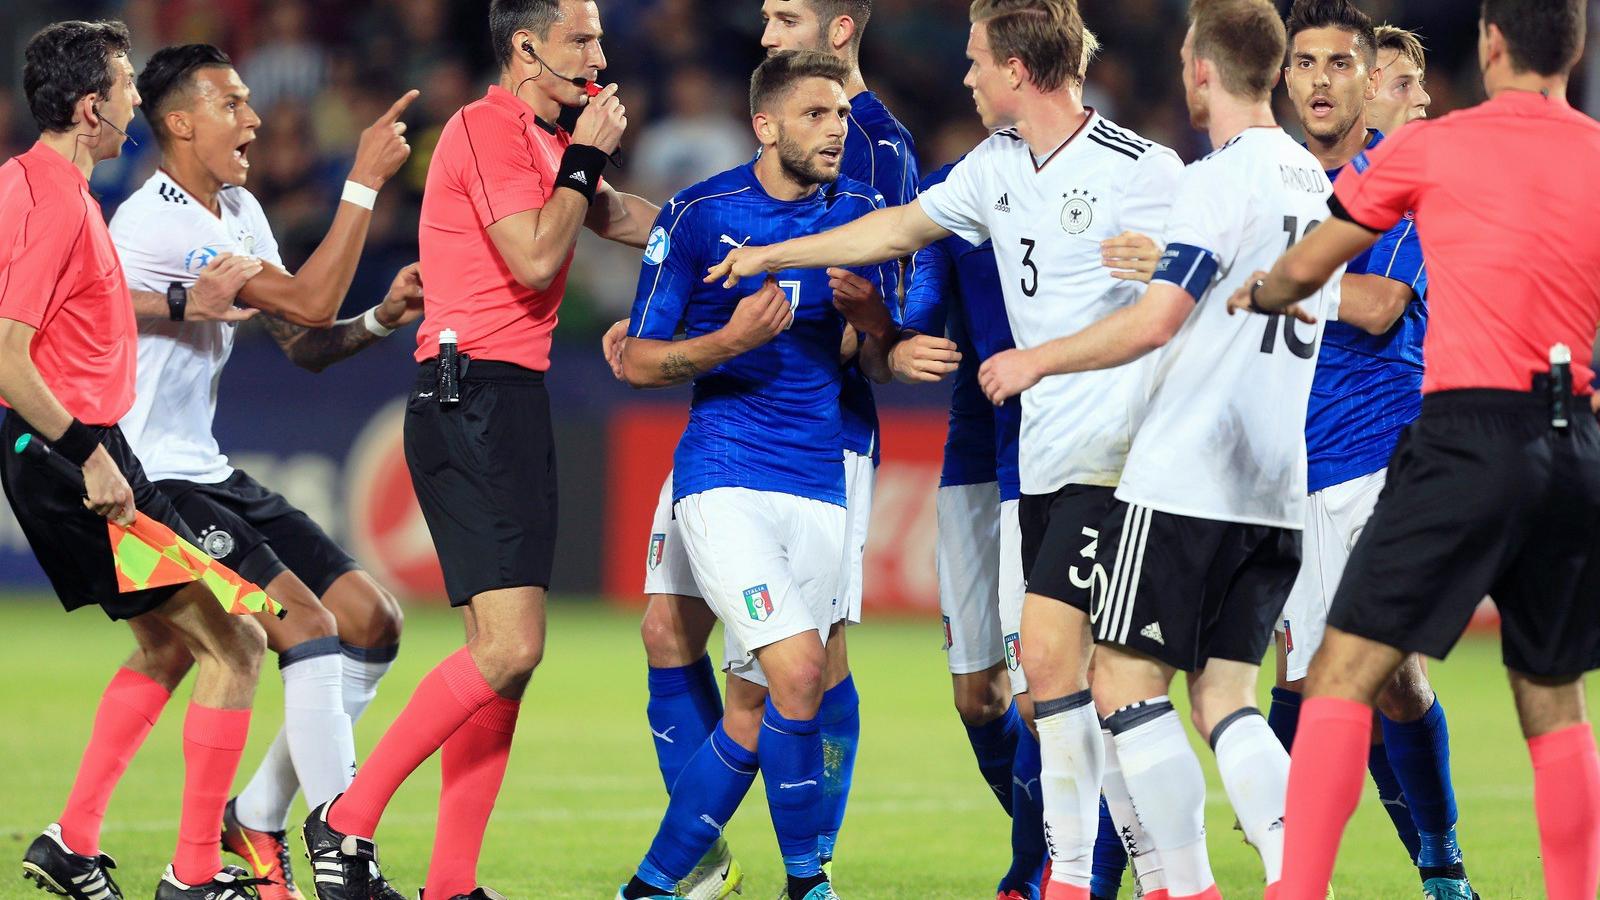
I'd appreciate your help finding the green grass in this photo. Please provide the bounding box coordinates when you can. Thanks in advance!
[0,597,1576,898]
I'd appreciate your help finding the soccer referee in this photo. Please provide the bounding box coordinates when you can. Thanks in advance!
[2,20,268,900]
[1231,1,1600,896]
[301,2,658,897]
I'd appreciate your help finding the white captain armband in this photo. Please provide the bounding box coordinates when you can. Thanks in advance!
[1151,243,1219,301]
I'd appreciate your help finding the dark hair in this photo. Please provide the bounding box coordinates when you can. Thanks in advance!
[969,0,1085,94]
[1481,0,1584,76]
[137,44,234,144]
[1285,0,1376,66]
[806,0,873,51]
[489,0,564,70]
[22,20,132,133]
[1190,0,1286,100]
[749,50,851,116]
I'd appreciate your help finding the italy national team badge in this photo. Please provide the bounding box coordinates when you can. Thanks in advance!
[743,584,774,622]
[1060,189,1096,235]
[1283,619,1295,653]
[647,533,666,571]
[941,615,953,651]
[1005,632,1022,671]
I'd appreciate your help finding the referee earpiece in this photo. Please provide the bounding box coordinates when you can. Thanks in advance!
[522,40,537,63]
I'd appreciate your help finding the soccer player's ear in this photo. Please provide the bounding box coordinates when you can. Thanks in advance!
[1365,64,1382,102]
[829,16,856,54]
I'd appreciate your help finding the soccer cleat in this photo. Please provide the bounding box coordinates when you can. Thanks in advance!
[677,837,744,900]
[368,871,408,900]
[300,799,376,900]
[795,884,839,900]
[1422,878,1477,900]
[221,800,304,900]
[436,890,508,900]
[20,824,123,900]
[614,890,674,900]
[153,865,269,900]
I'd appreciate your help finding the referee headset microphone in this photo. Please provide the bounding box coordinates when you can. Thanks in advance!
[519,38,625,166]
[92,102,137,147]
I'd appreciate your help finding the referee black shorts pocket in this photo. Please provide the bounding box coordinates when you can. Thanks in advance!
[404,361,559,606]
[0,415,198,621]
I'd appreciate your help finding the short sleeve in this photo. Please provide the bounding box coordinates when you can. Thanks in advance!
[1331,126,1428,234]
[1362,216,1427,300]
[244,193,284,268]
[1150,161,1245,301]
[918,148,992,247]
[902,237,954,335]
[0,195,83,329]
[1118,148,1184,243]
[459,107,551,227]
[629,195,703,340]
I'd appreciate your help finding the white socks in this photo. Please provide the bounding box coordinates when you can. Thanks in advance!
[1034,690,1104,889]
[1101,728,1166,895]
[1107,698,1216,897]
[1212,708,1289,884]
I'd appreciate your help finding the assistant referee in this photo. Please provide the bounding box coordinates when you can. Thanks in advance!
[301,1,659,897]
[1231,1,1600,896]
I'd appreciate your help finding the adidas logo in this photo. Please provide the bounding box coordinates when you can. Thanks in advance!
[994,193,1011,212]
[1140,621,1164,645]
[569,170,590,186]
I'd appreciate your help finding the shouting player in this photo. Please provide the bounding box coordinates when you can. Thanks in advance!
[710,2,1184,897]
[1365,25,1430,137]
[4,20,268,900]
[1242,1,1600,896]
[614,50,893,900]
[109,44,418,900]
[1273,5,1475,897]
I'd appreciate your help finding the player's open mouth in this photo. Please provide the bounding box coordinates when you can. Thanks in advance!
[818,146,843,162]
[1309,97,1335,117]
[234,141,252,169]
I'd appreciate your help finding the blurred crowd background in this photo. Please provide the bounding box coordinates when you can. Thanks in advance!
[0,1,1590,339]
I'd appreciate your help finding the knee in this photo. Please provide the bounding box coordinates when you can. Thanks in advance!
[222,616,269,678]
[131,640,195,691]
[952,672,1011,727]
[361,587,405,646]
[1188,689,1252,744]
[476,630,545,679]
[1377,660,1435,722]
[769,661,825,720]
[639,609,693,666]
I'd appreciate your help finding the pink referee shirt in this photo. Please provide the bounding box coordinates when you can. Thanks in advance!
[1333,90,1600,395]
[416,85,584,372]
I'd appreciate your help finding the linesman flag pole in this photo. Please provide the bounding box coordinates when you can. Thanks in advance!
[13,433,282,616]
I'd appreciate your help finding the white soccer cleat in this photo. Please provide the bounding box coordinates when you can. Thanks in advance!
[677,836,744,899]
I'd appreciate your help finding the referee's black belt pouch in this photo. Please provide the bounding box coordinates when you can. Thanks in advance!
[415,358,545,387]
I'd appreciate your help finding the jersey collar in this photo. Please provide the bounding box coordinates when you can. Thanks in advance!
[1029,108,1096,172]
[483,85,562,135]
[23,141,87,185]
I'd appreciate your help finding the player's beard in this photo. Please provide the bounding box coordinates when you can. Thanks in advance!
[776,129,840,188]
[1301,101,1363,147]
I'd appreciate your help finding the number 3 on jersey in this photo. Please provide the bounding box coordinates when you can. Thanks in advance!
[1259,215,1320,359]
[1019,238,1039,297]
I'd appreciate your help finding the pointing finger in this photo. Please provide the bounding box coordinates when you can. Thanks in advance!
[378,90,421,125]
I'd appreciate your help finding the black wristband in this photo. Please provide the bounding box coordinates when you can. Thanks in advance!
[53,419,99,467]
[1248,279,1272,314]
[167,282,187,322]
[556,144,608,204]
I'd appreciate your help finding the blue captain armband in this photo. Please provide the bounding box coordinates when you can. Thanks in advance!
[1151,243,1220,301]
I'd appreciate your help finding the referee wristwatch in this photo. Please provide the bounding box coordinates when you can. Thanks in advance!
[166,282,188,322]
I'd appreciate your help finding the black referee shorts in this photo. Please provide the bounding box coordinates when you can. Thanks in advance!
[404,359,558,606]
[1018,483,1119,613]
[155,469,358,597]
[0,414,200,620]
[1329,389,1600,679]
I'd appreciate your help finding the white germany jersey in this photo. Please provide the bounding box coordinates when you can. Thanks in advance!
[919,112,1183,494]
[1115,128,1342,528]
[110,170,282,484]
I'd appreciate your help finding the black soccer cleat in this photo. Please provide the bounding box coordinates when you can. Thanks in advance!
[20,824,123,900]
[153,865,269,900]
[301,799,378,900]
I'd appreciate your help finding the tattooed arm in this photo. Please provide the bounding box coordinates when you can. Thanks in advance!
[265,263,423,373]
[619,278,793,388]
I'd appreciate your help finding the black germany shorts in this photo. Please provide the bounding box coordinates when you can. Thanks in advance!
[1090,500,1300,672]
[1329,390,1600,679]
[404,359,558,606]
[0,414,200,620]
[155,469,358,597]
[1018,483,1119,613]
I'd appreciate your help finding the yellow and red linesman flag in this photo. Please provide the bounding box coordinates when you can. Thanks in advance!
[108,512,281,616]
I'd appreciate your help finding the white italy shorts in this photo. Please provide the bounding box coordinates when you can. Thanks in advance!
[1279,470,1387,681]
[675,487,846,687]
[643,472,701,597]
[937,483,1027,695]
[836,449,876,625]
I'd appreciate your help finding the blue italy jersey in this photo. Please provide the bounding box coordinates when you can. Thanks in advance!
[839,90,920,463]
[904,163,1021,501]
[1304,130,1429,493]
[630,162,889,506]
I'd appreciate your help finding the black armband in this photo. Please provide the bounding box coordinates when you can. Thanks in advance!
[555,144,609,204]
[53,419,100,466]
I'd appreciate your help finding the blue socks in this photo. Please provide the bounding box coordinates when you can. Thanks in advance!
[1267,685,1301,751]
[1382,698,1464,872]
[1368,732,1424,863]
[1090,796,1127,898]
[999,722,1047,896]
[966,703,1022,816]
[818,675,860,863]
[646,656,723,792]
[634,722,758,892]
[761,698,825,880]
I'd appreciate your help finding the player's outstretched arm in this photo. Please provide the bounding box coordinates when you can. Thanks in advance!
[238,90,419,328]
[263,263,423,373]
[1231,217,1380,314]
[621,278,792,388]
[129,253,262,323]
[705,200,950,288]
[978,283,1194,405]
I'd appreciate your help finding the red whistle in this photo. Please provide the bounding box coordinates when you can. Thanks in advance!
[584,81,603,97]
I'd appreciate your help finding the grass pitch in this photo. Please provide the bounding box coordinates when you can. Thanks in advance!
[0,597,1574,898]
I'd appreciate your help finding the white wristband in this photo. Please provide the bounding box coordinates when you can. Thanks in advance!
[341,180,378,211]
[362,306,395,337]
